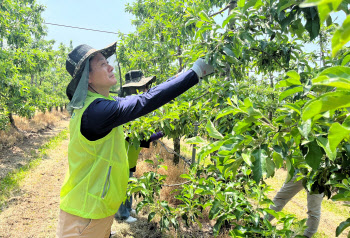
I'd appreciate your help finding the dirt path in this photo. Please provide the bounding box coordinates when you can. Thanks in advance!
[0,121,69,238]
[0,119,70,180]
[265,169,350,238]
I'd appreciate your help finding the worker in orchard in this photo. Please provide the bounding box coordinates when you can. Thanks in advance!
[57,42,214,237]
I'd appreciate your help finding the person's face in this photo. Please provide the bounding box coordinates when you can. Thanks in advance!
[125,84,150,96]
[88,53,116,90]
[140,84,149,92]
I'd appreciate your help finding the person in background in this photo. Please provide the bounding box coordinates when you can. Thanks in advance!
[267,174,323,238]
[57,41,214,238]
[113,70,164,223]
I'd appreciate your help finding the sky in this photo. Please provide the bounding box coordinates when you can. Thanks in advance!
[37,0,136,50]
[37,0,347,59]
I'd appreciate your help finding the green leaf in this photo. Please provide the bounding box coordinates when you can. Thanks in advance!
[148,212,156,222]
[336,218,350,237]
[312,66,350,89]
[294,19,305,37]
[213,214,228,236]
[275,80,288,88]
[286,70,301,82]
[317,2,332,24]
[254,0,264,9]
[305,140,323,170]
[130,186,143,194]
[185,18,197,28]
[301,0,342,24]
[145,159,154,164]
[158,165,168,170]
[277,0,297,13]
[161,216,170,229]
[230,158,244,178]
[222,13,236,28]
[341,55,350,66]
[283,103,301,114]
[326,15,333,26]
[316,136,336,161]
[286,158,295,182]
[279,85,303,102]
[252,149,268,183]
[298,119,312,139]
[195,188,205,194]
[303,7,320,40]
[216,107,239,120]
[332,193,350,201]
[180,174,191,179]
[328,122,350,157]
[223,46,236,58]
[238,0,245,8]
[209,199,222,219]
[242,152,254,166]
[198,11,211,22]
[186,136,207,145]
[272,151,283,169]
[242,0,257,12]
[196,20,204,28]
[302,91,350,120]
[332,15,350,57]
[161,201,171,212]
[206,120,224,139]
[266,156,275,178]
[239,32,255,42]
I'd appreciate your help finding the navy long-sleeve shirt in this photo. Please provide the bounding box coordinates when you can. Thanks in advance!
[81,70,199,141]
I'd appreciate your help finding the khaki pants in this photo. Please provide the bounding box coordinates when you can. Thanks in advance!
[268,175,323,238]
[56,209,113,238]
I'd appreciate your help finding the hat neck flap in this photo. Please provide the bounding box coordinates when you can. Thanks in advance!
[67,59,90,115]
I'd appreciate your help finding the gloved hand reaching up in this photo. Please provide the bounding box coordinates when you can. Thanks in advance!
[191,58,214,78]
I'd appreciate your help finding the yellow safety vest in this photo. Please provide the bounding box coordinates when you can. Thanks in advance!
[60,91,129,219]
[125,141,142,169]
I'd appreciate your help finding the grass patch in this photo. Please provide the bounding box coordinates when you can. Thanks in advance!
[0,129,68,210]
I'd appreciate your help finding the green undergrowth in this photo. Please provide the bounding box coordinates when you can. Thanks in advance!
[0,129,68,211]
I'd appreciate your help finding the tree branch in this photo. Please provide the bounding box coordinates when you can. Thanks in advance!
[157,140,192,166]
[209,1,236,17]
[163,181,191,187]
[192,89,210,102]
[209,5,231,17]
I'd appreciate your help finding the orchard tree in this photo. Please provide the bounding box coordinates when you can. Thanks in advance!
[0,0,70,130]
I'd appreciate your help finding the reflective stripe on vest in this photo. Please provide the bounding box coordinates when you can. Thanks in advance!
[60,91,129,219]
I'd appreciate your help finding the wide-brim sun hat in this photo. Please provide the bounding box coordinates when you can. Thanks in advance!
[122,70,156,88]
[66,42,117,100]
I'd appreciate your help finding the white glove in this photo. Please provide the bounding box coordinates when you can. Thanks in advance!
[191,58,214,78]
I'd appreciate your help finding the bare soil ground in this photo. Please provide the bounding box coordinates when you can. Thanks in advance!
[0,111,70,180]
[0,123,348,237]
[265,170,350,238]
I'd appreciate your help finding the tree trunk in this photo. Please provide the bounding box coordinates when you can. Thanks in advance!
[8,113,19,131]
[173,137,181,165]
[269,73,274,120]
[31,74,34,85]
[177,45,183,73]
[319,32,325,67]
